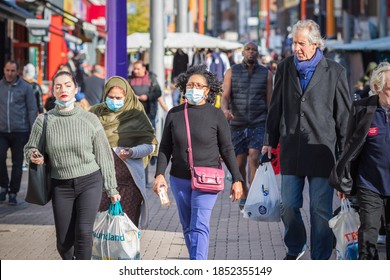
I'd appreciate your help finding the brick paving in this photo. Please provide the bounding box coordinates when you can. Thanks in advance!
[0,165,386,260]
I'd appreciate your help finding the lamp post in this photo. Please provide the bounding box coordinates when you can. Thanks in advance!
[150,0,165,142]
[106,0,127,79]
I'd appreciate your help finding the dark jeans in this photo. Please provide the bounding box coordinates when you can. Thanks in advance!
[0,132,29,194]
[357,187,390,260]
[52,170,103,260]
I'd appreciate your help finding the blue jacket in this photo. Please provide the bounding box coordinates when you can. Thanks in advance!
[330,95,388,195]
[0,77,38,133]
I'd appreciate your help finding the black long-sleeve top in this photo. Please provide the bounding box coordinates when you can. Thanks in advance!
[156,102,243,183]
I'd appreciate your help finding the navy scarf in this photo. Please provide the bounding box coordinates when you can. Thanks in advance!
[294,48,323,92]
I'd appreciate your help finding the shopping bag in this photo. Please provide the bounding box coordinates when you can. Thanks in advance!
[25,162,51,205]
[242,162,281,222]
[328,199,360,260]
[25,113,51,206]
[92,201,141,260]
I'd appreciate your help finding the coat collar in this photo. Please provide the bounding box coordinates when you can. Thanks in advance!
[287,56,328,95]
[304,57,328,93]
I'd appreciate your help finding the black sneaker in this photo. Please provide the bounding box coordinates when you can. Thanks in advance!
[8,193,17,206]
[283,254,298,260]
[0,188,7,203]
[283,247,306,260]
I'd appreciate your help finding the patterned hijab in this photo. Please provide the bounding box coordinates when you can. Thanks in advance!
[90,76,158,156]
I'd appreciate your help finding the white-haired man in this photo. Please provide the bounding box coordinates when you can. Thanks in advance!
[262,20,351,260]
[330,61,390,260]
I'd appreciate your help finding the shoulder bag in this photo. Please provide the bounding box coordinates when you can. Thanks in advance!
[25,113,52,205]
[184,101,224,193]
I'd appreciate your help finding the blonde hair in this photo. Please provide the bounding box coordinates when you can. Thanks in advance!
[291,20,325,51]
[370,61,390,95]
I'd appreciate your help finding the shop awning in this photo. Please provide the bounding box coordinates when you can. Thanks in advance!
[0,0,34,26]
[326,36,390,52]
[122,32,243,51]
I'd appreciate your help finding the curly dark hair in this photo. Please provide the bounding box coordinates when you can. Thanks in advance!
[175,64,222,105]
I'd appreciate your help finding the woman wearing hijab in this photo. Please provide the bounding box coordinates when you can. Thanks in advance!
[90,76,158,228]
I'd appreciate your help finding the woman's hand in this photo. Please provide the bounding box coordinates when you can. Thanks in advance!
[119,148,133,160]
[30,149,44,165]
[230,181,243,202]
[153,174,167,196]
[110,194,121,204]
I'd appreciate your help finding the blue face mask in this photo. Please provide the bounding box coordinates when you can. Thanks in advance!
[55,98,76,108]
[105,97,125,111]
[186,88,205,105]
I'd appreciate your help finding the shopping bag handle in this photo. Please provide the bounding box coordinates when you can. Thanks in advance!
[108,201,124,216]
[341,198,352,212]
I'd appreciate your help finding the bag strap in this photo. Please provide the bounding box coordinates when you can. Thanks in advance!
[183,100,194,170]
[183,100,222,171]
[38,113,48,157]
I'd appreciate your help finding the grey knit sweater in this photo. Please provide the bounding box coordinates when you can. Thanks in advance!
[24,105,118,197]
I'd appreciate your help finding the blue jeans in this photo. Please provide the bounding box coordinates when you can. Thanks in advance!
[281,175,334,260]
[170,176,218,260]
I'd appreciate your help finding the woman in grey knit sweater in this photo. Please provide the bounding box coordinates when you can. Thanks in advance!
[24,71,120,260]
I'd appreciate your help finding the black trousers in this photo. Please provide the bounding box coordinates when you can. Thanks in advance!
[0,132,29,194]
[357,187,390,260]
[52,170,103,260]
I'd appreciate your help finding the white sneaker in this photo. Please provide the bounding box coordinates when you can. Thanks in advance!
[377,235,386,244]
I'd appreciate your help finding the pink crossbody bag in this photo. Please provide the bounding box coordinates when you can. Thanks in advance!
[184,100,225,193]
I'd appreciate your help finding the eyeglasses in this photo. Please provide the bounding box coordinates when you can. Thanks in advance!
[186,82,208,89]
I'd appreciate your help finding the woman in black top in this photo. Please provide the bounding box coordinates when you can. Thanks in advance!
[153,65,243,260]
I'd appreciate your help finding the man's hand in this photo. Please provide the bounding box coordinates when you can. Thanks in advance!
[337,191,347,200]
[261,146,273,160]
[223,110,234,121]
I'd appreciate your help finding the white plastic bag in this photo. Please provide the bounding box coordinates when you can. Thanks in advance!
[328,199,360,260]
[242,162,281,222]
[92,201,141,260]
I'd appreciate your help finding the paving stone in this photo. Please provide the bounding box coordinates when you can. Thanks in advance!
[0,166,386,260]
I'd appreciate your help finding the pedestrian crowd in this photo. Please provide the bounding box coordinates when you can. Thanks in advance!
[0,19,388,261]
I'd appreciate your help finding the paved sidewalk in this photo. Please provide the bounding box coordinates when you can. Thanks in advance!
[0,166,386,260]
